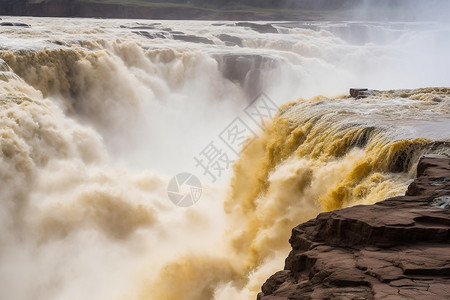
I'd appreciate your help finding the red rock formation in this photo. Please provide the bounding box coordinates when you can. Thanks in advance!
[258,155,450,300]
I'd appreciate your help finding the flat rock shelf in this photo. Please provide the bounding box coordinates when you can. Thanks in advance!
[258,155,450,300]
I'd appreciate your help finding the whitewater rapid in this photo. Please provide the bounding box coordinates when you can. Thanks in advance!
[0,17,449,300]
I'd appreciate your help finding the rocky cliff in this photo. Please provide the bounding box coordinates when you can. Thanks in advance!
[1,0,448,21]
[0,1,315,21]
[258,155,450,300]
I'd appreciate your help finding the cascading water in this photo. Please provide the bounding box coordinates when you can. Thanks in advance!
[0,17,449,300]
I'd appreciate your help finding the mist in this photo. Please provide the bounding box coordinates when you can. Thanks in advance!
[0,15,449,300]
[348,0,450,21]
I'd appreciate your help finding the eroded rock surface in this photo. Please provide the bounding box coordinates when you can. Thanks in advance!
[258,155,450,300]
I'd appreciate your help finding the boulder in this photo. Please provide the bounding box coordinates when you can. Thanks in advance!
[0,22,30,27]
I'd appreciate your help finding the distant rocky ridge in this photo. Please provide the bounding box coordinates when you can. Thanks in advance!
[0,0,327,21]
[258,155,450,299]
[1,0,449,21]
[0,1,260,21]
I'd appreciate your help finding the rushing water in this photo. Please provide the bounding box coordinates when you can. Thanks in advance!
[0,17,449,300]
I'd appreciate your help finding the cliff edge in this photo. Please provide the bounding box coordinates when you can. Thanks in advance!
[258,155,450,300]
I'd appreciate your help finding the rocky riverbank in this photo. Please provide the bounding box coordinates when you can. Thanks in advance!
[2,0,447,21]
[258,155,450,300]
[0,1,324,21]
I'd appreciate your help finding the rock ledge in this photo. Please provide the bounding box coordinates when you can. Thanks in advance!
[258,155,450,300]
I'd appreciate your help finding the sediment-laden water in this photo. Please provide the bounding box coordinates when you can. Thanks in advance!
[0,17,449,300]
